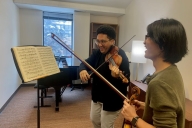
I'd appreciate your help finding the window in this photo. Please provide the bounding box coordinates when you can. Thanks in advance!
[43,12,73,67]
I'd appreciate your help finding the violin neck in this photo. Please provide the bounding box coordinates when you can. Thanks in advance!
[109,58,117,66]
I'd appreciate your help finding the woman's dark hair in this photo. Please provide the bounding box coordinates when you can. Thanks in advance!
[147,18,188,63]
[96,25,116,40]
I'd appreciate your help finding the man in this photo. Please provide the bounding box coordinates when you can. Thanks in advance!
[122,18,188,128]
[79,25,130,128]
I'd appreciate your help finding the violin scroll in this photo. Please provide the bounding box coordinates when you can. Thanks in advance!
[130,86,140,104]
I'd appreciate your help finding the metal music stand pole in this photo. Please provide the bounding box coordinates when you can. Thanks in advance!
[37,80,40,128]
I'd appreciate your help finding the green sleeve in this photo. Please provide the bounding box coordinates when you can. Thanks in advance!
[148,80,178,128]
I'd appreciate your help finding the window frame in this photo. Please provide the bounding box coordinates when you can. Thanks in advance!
[43,13,73,66]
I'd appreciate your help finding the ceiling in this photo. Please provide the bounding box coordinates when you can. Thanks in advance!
[51,0,132,8]
[14,0,133,16]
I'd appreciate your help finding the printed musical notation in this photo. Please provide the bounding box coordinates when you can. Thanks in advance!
[36,47,59,75]
[12,46,60,82]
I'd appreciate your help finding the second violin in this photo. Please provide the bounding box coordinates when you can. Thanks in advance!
[122,86,140,128]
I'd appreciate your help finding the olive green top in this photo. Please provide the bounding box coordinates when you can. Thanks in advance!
[143,65,185,128]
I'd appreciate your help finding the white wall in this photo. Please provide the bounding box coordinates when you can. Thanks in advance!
[19,8,43,46]
[0,0,20,109]
[119,0,192,100]
[73,12,90,66]
[90,15,118,24]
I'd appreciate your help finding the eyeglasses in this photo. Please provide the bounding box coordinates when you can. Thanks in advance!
[95,39,110,45]
[145,35,150,40]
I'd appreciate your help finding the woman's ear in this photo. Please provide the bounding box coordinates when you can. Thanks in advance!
[113,40,115,45]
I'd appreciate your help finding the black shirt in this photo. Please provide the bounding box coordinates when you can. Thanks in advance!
[79,48,130,111]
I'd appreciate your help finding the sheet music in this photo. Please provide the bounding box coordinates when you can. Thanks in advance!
[36,47,60,75]
[14,47,45,81]
[12,46,60,82]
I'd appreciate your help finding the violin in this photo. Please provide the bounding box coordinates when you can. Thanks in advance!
[105,46,129,83]
[123,86,140,128]
[89,35,136,80]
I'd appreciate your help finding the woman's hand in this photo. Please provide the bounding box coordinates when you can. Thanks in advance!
[121,100,138,121]
[122,99,155,128]
[133,100,145,111]
[79,70,90,82]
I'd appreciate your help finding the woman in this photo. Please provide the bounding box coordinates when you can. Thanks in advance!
[122,18,188,128]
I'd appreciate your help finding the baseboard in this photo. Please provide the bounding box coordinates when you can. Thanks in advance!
[20,83,35,87]
[0,83,36,113]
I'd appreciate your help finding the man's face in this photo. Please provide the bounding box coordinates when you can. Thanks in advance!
[96,34,115,54]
